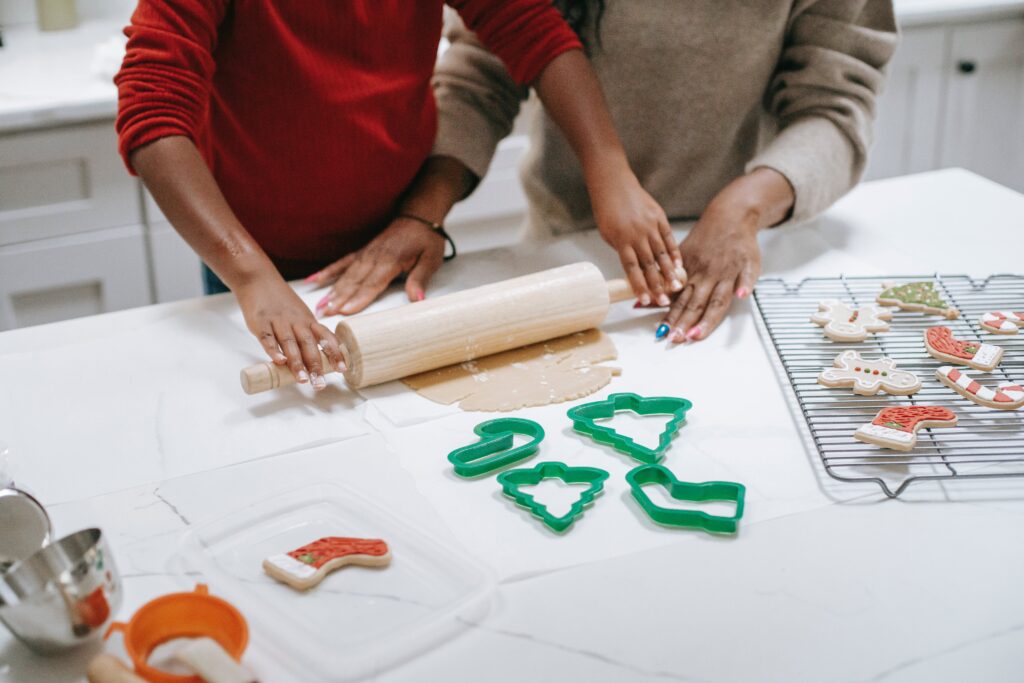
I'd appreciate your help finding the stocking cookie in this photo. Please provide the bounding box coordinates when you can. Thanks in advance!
[818,351,921,396]
[263,537,390,591]
[935,366,1024,410]
[854,406,958,451]
[877,282,958,319]
[980,311,1024,335]
[810,299,892,342]
[924,326,1003,371]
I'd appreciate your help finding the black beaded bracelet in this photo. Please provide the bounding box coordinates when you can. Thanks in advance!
[398,213,457,261]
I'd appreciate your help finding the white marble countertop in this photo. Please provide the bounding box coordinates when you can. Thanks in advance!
[0,168,1023,682]
[3,0,1024,133]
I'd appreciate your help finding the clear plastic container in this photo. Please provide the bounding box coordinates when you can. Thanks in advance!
[177,482,495,681]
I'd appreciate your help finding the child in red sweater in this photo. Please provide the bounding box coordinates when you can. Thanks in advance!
[116,1,679,390]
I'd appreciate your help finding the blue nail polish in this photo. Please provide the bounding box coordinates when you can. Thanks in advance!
[655,323,670,340]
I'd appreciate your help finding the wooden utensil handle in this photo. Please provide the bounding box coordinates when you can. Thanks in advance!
[239,349,339,395]
[87,655,148,683]
[606,265,688,303]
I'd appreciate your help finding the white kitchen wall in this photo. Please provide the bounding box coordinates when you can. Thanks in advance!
[0,0,134,27]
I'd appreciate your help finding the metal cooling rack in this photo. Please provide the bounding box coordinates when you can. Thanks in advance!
[754,274,1024,497]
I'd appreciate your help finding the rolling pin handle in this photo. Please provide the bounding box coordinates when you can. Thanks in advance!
[606,266,687,304]
[239,349,341,395]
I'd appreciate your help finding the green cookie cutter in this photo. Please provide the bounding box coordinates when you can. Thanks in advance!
[626,464,745,534]
[447,418,545,478]
[497,461,609,533]
[567,392,693,464]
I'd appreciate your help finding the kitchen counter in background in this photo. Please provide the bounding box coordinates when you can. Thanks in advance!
[0,168,1022,681]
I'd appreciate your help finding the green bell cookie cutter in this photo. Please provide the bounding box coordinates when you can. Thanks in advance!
[447,418,545,478]
[626,464,745,534]
[497,461,609,533]
[567,392,693,464]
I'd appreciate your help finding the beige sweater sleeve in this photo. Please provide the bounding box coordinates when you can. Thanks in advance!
[432,13,529,180]
[747,0,898,223]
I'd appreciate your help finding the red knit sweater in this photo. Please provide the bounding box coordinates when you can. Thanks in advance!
[115,1,580,279]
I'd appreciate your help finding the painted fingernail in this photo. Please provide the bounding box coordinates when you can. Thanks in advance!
[671,279,683,292]
[416,289,425,302]
[315,294,330,311]
[640,294,651,307]
[686,325,702,341]
[670,328,686,343]
[311,372,326,390]
[272,353,286,364]
[633,301,643,309]
[655,323,670,340]
[304,271,320,284]
[657,294,670,307]
[674,258,683,270]
[297,369,309,383]
[736,287,749,298]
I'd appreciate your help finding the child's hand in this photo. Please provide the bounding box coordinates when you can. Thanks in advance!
[235,276,345,391]
[590,171,682,306]
[307,216,446,317]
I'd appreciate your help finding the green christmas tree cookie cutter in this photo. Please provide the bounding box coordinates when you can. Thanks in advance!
[447,418,545,478]
[497,461,609,533]
[626,464,745,534]
[567,392,693,464]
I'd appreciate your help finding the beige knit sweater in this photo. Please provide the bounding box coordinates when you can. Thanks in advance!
[433,0,898,234]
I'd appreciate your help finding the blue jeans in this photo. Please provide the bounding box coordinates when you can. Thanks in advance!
[202,264,231,295]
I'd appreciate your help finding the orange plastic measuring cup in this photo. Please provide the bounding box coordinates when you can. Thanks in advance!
[104,584,248,683]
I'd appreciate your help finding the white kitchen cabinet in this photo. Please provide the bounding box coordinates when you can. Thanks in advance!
[0,225,150,329]
[148,221,204,302]
[941,20,1024,191]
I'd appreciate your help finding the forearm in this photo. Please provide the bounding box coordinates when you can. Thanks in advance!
[130,136,277,289]
[709,167,796,232]
[397,156,476,225]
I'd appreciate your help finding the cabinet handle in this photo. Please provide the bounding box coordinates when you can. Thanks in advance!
[957,60,976,74]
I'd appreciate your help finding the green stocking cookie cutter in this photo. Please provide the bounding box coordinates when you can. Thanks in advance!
[567,393,693,464]
[447,418,545,478]
[626,464,745,534]
[497,461,609,533]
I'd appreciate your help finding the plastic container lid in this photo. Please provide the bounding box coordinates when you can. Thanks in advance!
[176,482,494,681]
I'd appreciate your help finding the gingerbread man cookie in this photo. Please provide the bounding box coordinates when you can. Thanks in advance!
[818,351,921,396]
[263,537,390,591]
[979,311,1024,335]
[810,299,892,342]
[877,282,958,319]
[854,406,958,451]
[924,326,1003,372]
[935,366,1024,410]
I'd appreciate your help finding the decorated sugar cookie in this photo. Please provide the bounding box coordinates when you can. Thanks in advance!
[263,537,390,591]
[935,366,1024,410]
[924,326,1003,372]
[854,406,958,452]
[877,282,958,319]
[980,311,1024,335]
[810,299,892,342]
[818,351,921,396]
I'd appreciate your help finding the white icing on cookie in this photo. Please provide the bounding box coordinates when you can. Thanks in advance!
[810,300,892,342]
[818,350,920,395]
[265,553,317,579]
[856,424,915,444]
[973,344,1001,367]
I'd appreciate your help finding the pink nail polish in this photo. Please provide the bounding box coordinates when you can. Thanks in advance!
[315,294,330,311]
[736,287,749,298]
[305,271,321,284]
[686,325,702,341]
[670,328,686,343]
[416,290,425,302]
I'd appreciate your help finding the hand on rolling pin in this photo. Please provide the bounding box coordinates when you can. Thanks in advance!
[234,277,345,391]
[306,216,446,317]
[589,167,683,308]
[659,167,794,343]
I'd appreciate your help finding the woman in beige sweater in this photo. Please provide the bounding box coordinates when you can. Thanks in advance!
[432,0,898,342]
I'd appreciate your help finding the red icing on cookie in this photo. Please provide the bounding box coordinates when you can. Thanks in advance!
[287,537,389,569]
[872,406,957,433]
[926,326,979,359]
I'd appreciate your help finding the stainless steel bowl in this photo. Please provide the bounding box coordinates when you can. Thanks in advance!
[0,486,52,573]
[0,528,122,653]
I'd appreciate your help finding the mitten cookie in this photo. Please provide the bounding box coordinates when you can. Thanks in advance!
[877,282,958,319]
[818,351,921,396]
[263,537,391,591]
[854,406,958,451]
[924,326,1003,371]
[980,311,1024,335]
[935,367,1024,410]
[810,300,892,342]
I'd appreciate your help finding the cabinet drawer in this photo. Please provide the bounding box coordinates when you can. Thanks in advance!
[0,121,141,246]
[149,221,204,303]
[0,225,151,330]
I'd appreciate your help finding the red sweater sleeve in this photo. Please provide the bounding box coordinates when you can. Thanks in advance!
[448,0,582,86]
[114,0,229,174]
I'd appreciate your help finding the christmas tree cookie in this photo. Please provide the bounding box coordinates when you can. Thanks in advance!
[877,282,958,319]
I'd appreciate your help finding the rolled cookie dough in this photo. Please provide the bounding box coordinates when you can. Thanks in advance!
[402,328,620,412]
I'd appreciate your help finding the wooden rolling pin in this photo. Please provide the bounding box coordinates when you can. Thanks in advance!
[240,261,685,394]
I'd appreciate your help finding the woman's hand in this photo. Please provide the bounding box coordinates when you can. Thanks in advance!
[660,167,794,343]
[307,216,446,317]
[235,276,345,391]
[590,167,683,306]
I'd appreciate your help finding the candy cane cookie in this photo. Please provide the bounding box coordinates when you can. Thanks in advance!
[979,311,1024,335]
[818,350,921,396]
[854,406,958,452]
[810,299,892,342]
[935,366,1024,410]
[263,537,391,591]
[877,282,959,319]
[924,326,1003,372]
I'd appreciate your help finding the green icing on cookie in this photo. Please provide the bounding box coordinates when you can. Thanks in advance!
[879,282,948,309]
